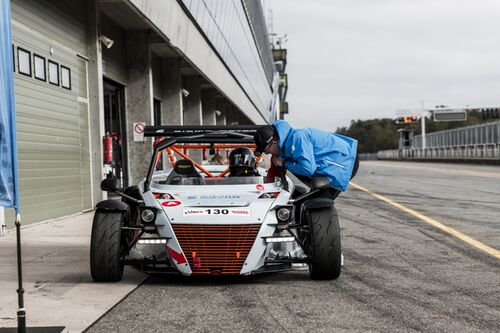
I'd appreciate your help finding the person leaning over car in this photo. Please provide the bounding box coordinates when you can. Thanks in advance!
[253,120,359,199]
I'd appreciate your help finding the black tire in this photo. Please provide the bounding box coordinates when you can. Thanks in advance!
[90,210,124,282]
[307,206,341,280]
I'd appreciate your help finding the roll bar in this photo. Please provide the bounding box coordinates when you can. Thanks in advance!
[143,126,267,191]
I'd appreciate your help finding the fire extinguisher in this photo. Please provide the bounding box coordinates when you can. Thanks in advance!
[103,133,113,165]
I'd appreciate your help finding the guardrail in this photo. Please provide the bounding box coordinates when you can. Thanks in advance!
[377,121,500,162]
[413,121,500,148]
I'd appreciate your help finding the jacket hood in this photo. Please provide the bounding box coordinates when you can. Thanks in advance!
[273,120,292,149]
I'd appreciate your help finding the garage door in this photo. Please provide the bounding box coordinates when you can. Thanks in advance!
[5,21,92,227]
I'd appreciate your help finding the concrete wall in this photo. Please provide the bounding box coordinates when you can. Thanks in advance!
[125,31,153,184]
[87,1,106,205]
[7,0,274,229]
[101,14,128,84]
[182,76,202,161]
[127,0,269,124]
[202,90,216,125]
[160,58,183,125]
[151,54,162,100]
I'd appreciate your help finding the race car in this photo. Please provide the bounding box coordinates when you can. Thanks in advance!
[90,126,341,281]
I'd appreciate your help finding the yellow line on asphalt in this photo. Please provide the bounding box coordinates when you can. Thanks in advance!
[350,182,500,259]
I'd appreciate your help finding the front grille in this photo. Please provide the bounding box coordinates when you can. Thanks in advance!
[171,224,261,275]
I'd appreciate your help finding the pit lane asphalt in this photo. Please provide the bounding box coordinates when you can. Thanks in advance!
[86,161,500,333]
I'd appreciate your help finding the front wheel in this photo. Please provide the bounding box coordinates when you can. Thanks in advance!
[307,206,341,280]
[90,210,125,282]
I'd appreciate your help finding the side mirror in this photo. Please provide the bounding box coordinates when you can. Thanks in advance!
[311,177,330,190]
[101,178,121,192]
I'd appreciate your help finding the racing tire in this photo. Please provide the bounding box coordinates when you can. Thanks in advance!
[90,210,125,282]
[307,206,341,280]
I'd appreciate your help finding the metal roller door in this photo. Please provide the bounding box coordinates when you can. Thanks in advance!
[5,21,91,227]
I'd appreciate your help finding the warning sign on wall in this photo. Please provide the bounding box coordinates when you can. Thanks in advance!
[133,122,145,142]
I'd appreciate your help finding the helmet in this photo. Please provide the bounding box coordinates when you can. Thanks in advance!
[229,147,257,176]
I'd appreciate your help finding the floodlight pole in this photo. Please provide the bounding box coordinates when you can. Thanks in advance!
[15,213,26,333]
[421,100,426,149]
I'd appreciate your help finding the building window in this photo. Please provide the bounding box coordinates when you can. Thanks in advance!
[61,65,71,90]
[17,47,31,76]
[33,54,46,82]
[48,60,59,86]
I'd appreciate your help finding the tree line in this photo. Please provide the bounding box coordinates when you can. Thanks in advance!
[336,111,492,153]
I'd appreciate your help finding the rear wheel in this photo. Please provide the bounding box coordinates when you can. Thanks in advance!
[307,206,341,280]
[90,210,125,282]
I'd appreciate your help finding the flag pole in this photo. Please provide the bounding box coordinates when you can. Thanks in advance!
[15,213,26,333]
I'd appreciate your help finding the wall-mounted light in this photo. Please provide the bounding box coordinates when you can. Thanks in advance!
[98,35,114,49]
[215,110,222,117]
[181,88,190,97]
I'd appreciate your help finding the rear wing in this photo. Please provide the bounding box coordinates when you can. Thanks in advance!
[144,125,265,138]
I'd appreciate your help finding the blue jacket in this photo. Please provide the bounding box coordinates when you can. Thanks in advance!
[274,120,358,192]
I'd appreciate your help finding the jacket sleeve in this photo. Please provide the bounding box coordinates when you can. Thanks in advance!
[283,132,317,176]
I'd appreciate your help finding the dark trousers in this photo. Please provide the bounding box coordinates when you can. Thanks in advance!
[295,154,360,201]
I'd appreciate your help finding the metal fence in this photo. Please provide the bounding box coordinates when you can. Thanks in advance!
[378,121,500,161]
[413,121,500,148]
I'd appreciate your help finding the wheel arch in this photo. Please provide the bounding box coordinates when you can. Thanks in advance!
[96,199,130,212]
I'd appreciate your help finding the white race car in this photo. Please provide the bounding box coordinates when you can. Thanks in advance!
[90,126,341,281]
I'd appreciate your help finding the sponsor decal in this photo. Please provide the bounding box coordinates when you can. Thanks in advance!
[256,184,265,191]
[161,200,182,207]
[183,209,206,216]
[186,195,241,200]
[230,209,251,216]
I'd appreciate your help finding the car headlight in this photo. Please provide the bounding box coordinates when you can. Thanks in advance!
[140,208,156,224]
[276,207,292,222]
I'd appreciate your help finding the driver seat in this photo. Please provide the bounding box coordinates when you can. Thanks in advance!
[165,159,204,185]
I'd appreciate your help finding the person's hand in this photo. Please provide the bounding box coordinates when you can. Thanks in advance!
[272,156,284,167]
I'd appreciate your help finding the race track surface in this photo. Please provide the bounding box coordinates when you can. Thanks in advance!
[86,161,500,333]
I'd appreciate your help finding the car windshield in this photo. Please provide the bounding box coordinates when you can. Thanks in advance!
[152,175,277,186]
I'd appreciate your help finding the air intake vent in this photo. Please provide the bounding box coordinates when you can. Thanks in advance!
[172,224,260,275]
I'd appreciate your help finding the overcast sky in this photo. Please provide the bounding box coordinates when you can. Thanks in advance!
[267,0,500,130]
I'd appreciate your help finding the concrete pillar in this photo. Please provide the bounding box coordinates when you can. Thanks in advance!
[202,90,216,125]
[125,31,153,184]
[183,76,202,125]
[226,105,252,125]
[87,0,105,203]
[225,104,239,125]
[161,58,183,125]
[216,110,226,125]
[182,75,202,162]
[215,97,227,125]
[237,112,252,125]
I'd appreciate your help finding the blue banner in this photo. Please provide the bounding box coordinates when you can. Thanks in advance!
[0,0,20,212]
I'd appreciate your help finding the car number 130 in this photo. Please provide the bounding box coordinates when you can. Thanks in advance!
[205,208,229,215]
[183,208,250,216]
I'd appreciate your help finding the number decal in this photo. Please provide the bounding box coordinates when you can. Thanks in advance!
[204,209,230,215]
[184,208,250,216]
